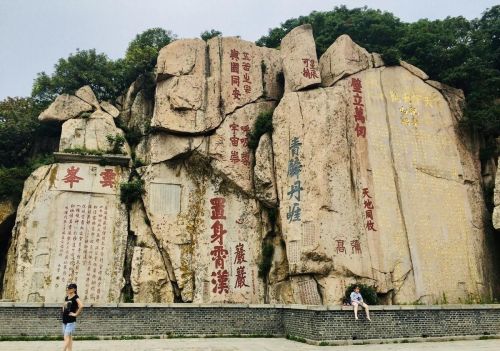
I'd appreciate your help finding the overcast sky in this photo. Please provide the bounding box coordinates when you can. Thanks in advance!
[0,0,497,100]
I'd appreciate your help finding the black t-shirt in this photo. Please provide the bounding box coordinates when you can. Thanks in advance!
[62,294,79,324]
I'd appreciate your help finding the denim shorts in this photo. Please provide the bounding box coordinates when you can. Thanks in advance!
[62,322,76,336]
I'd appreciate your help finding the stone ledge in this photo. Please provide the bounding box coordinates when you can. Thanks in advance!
[53,152,130,166]
[89,303,118,308]
[301,334,500,346]
[2,303,499,310]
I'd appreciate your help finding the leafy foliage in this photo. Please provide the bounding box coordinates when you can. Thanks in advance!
[122,28,175,88]
[257,5,500,137]
[344,283,379,305]
[0,154,54,203]
[120,179,145,209]
[32,28,175,104]
[106,134,126,154]
[201,29,222,41]
[257,6,404,56]
[32,49,123,103]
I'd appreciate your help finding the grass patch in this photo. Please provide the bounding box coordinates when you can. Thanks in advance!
[120,179,145,209]
[63,147,103,156]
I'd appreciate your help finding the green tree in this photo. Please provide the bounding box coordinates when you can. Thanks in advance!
[257,6,405,57]
[122,28,175,83]
[32,49,122,103]
[0,97,44,167]
[201,29,222,41]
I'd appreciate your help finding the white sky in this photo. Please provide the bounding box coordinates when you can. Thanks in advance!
[0,0,497,100]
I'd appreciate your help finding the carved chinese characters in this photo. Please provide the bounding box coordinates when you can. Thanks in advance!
[281,24,321,92]
[351,78,366,138]
[287,137,303,223]
[210,197,229,294]
[3,164,128,303]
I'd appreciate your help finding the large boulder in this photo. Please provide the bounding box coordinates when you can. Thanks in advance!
[2,164,129,302]
[272,65,490,304]
[139,159,268,303]
[254,133,278,207]
[39,94,93,122]
[280,24,321,92]
[208,101,276,194]
[135,132,206,165]
[152,37,281,134]
[59,110,131,155]
[494,159,500,230]
[75,86,101,110]
[319,34,373,87]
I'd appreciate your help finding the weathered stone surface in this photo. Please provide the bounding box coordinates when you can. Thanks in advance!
[128,90,153,135]
[495,158,500,207]
[135,132,206,165]
[75,86,101,110]
[254,133,278,207]
[493,158,500,230]
[259,47,284,100]
[2,163,129,302]
[139,159,266,303]
[153,37,278,134]
[117,76,148,126]
[39,94,93,122]
[281,24,321,92]
[130,202,174,302]
[493,207,500,230]
[100,101,120,118]
[59,110,131,155]
[400,60,429,80]
[216,37,265,115]
[319,34,372,87]
[152,39,218,134]
[156,39,206,80]
[5,35,496,305]
[371,53,385,68]
[272,65,489,304]
[209,101,276,194]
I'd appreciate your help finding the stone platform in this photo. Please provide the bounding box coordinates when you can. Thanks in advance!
[0,303,498,344]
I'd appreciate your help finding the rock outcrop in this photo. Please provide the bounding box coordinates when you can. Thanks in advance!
[2,31,496,305]
[3,164,129,302]
[494,159,500,230]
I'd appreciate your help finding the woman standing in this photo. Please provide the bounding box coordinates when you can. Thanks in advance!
[62,283,83,351]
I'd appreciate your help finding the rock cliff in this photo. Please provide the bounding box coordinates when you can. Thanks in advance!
[1,27,495,304]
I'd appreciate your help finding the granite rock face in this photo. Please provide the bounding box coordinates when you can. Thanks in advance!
[2,34,496,305]
[2,164,129,302]
[281,24,321,92]
[39,94,93,122]
[272,65,489,304]
[493,159,500,230]
[59,110,131,156]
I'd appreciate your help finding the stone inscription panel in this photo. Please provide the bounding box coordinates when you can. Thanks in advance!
[287,240,301,264]
[149,183,182,215]
[53,164,119,195]
[49,195,116,302]
[298,279,321,305]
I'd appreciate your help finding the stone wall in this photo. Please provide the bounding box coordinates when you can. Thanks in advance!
[0,303,498,342]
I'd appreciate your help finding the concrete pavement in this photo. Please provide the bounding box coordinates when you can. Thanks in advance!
[0,338,499,351]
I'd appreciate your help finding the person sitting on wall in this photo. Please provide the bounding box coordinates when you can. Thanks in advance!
[350,285,371,321]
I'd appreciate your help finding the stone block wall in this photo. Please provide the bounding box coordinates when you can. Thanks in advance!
[0,303,498,342]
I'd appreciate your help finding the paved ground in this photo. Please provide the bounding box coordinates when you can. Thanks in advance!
[0,338,499,351]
